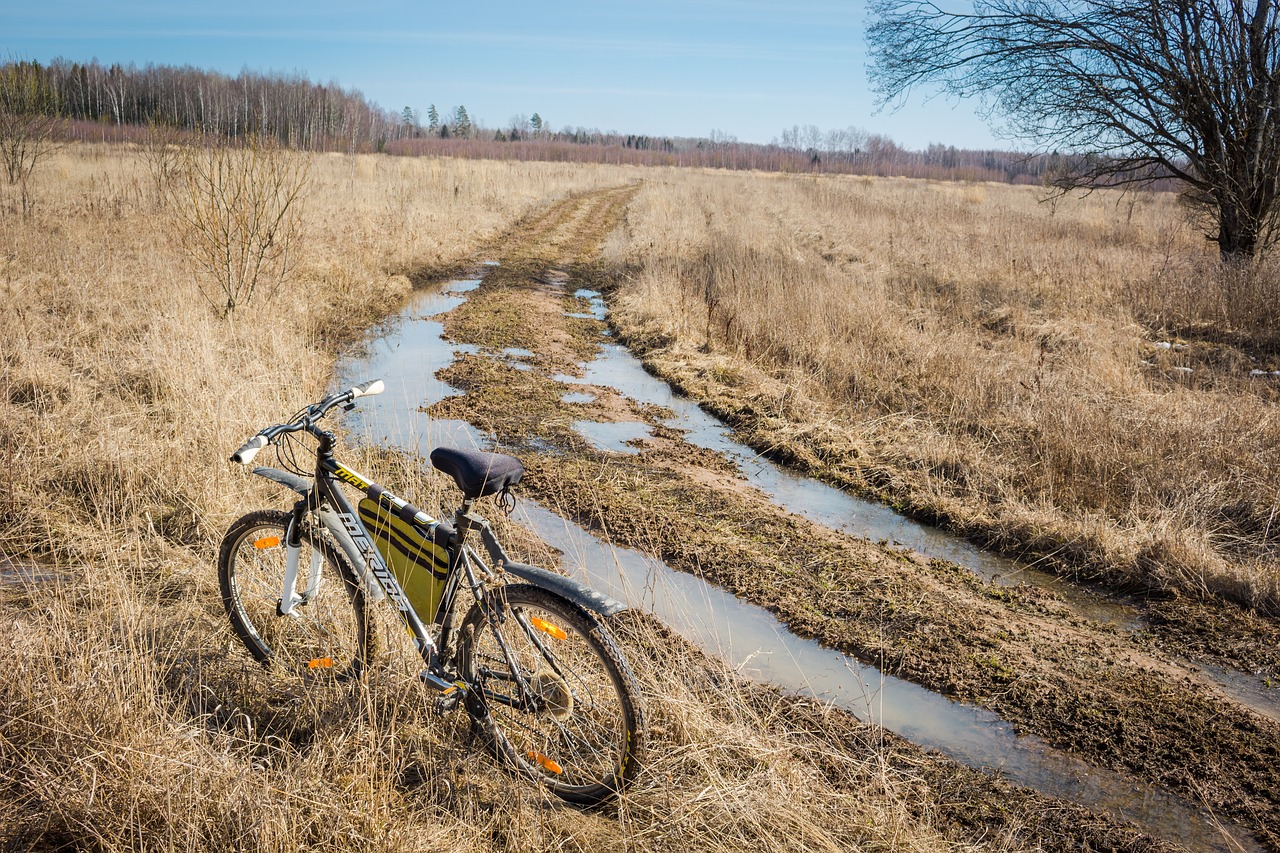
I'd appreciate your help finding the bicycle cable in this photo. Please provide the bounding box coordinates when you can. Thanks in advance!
[277,429,311,478]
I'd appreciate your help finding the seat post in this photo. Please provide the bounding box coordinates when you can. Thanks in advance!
[452,497,477,546]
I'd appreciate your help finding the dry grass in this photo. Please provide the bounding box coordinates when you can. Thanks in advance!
[0,146,980,852]
[603,170,1280,611]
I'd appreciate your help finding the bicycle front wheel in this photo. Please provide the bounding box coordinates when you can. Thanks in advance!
[459,584,643,805]
[218,509,371,682]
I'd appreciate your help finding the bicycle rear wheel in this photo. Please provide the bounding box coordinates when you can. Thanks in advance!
[458,584,643,804]
[218,509,371,682]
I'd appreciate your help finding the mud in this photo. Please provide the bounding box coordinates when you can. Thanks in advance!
[419,186,1278,851]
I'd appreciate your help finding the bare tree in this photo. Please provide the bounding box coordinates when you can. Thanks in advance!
[868,0,1280,261]
[141,118,184,208]
[175,134,310,315]
[0,60,64,213]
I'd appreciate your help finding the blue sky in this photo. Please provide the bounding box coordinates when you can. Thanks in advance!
[2,1,1006,151]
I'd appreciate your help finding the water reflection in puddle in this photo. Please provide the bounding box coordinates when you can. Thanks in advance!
[0,556,60,587]
[332,275,1263,852]
[572,288,609,320]
[1193,661,1280,725]
[573,420,649,454]
[516,500,1256,853]
[335,284,488,452]
[559,340,1137,628]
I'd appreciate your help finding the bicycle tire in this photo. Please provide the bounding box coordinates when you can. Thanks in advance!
[218,509,371,682]
[458,584,643,804]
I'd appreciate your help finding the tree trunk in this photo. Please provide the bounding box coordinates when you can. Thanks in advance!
[1218,202,1260,261]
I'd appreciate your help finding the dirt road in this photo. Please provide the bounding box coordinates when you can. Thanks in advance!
[427,185,1279,852]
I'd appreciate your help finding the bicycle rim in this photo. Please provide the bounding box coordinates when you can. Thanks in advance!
[218,510,369,681]
[460,584,642,804]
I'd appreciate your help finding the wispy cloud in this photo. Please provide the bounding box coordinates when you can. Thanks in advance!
[450,81,780,101]
[10,25,858,66]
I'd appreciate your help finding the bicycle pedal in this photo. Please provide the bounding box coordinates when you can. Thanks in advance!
[432,690,463,715]
[420,670,467,696]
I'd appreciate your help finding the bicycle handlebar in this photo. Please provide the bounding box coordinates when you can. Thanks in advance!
[229,378,385,464]
[230,435,269,464]
[349,378,385,399]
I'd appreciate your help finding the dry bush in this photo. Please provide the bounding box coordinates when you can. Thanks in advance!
[0,62,65,215]
[174,134,311,315]
[604,170,1280,611]
[140,119,184,208]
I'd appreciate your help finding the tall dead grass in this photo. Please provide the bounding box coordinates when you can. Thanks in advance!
[0,146,976,851]
[604,170,1280,611]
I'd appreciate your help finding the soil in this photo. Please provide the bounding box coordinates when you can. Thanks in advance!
[427,186,1280,852]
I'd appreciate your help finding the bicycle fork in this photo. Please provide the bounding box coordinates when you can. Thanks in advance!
[277,513,324,617]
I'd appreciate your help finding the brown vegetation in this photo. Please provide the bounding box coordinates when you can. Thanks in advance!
[425,183,1278,850]
[601,170,1280,614]
[0,146,1000,852]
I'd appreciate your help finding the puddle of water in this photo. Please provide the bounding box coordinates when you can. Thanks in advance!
[515,500,1257,853]
[330,271,1263,851]
[501,347,536,372]
[558,341,1139,629]
[561,391,597,405]
[335,283,489,453]
[0,556,60,587]
[1192,661,1280,725]
[446,279,482,294]
[572,288,610,320]
[573,420,650,454]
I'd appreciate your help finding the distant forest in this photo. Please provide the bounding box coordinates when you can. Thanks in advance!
[6,57,1091,185]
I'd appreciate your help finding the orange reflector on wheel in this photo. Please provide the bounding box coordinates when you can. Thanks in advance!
[307,657,335,669]
[530,616,568,640]
[253,535,281,549]
[527,750,563,774]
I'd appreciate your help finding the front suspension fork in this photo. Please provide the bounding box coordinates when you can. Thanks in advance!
[278,502,324,616]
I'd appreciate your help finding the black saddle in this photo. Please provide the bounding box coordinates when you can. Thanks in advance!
[429,447,524,500]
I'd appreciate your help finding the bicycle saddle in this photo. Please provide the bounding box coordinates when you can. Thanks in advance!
[429,447,524,499]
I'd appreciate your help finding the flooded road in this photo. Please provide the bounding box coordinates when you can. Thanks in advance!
[334,275,1263,853]
[560,292,1140,630]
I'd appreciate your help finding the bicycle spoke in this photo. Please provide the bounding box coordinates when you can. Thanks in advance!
[218,511,369,681]
[460,584,642,803]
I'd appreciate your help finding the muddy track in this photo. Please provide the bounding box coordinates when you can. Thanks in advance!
[430,186,1278,851]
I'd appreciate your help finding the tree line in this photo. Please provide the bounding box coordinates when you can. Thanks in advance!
[2,56,1145,188]
[3,58,409,151]
[390,120,1082,185]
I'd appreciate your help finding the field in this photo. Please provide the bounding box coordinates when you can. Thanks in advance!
[2,144,1277,851]
[604,170,1280,612]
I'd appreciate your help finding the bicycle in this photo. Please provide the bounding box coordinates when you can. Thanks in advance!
[217,379,644,805]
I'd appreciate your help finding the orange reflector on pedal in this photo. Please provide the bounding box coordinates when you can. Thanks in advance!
[253,535,281,549]
[527,750,563,774]
[307,657,335,669]
[530,616,567,640]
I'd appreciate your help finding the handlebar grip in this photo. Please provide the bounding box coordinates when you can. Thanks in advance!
[230,435,269,464]
[349,379,384,400]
